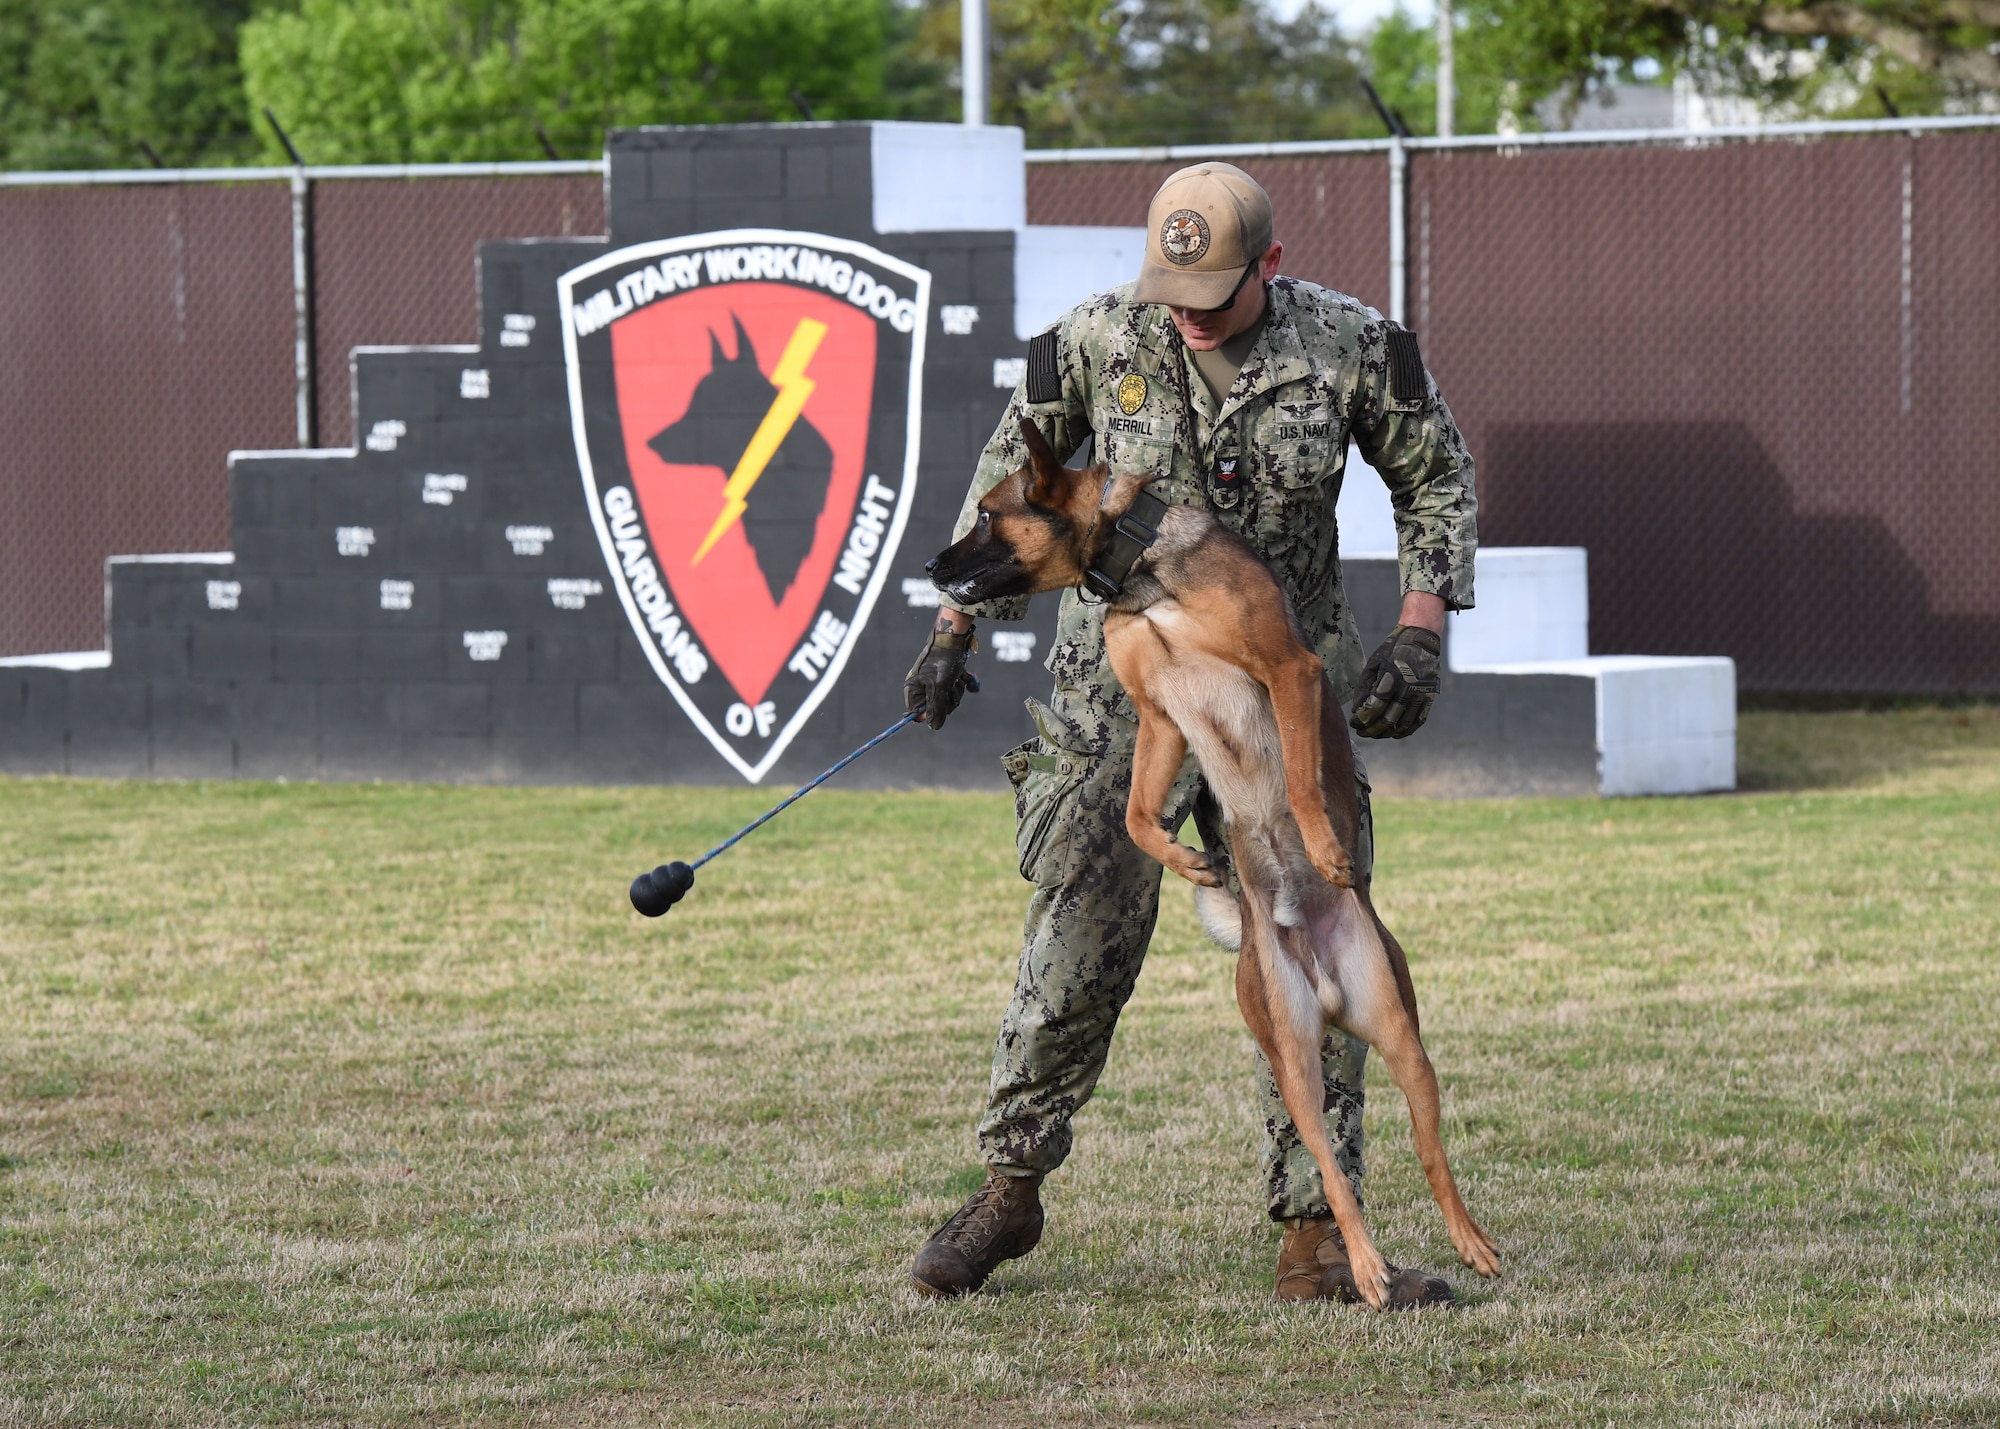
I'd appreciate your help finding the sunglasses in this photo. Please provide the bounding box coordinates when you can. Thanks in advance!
[1186,259,1259,315]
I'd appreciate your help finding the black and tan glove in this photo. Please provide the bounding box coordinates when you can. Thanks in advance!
[904,624,981,730]
[1350,624,1442,740]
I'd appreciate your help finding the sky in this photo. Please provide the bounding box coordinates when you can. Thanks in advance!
[1268,0,1433,34]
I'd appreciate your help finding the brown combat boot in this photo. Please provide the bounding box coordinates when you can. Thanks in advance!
[1274,1215,1456,1309]
[910,1170,1044,1297]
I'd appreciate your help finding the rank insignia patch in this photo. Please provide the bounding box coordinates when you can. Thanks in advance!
[560,230,931,781]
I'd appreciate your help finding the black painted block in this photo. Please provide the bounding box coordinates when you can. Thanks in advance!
[66,676,150,777]
[529,628,620,683]
[271,577,369,630]
[116,629,192,679]
[275,630,363,683]
[405,680,489,737]
[320,683,401,777]
[149,680,235,778]
[0,671,68,772]
[394,521,484,576]
[358,628,448,681]
[191,625,274,681]
[236,682,319,778]
[493,681,577,777]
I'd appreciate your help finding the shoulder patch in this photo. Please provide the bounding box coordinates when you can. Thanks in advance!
[1385,326,1426,405]
[1026,330,1062,404]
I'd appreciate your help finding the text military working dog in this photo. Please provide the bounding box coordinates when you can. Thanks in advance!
[904,162,1484,1307]
[926,418,1500,1309]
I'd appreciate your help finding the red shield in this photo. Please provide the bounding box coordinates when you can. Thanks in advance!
[610,285,875,705]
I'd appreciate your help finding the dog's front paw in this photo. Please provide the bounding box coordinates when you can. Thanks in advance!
[1347,1242,1392,1311]
[1174,850,1227,888]
[1304,836,1353,890]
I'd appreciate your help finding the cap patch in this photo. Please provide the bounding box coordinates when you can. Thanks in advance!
[1116,373,1148,416]
[1160,210,1211,266]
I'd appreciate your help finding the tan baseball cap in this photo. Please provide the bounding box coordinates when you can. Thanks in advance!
[1132,162,1275,310]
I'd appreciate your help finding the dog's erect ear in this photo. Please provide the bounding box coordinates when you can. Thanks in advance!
[1018,418,1064,508]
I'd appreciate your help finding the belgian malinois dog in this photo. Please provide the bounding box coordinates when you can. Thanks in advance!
[927,419,1500,1309]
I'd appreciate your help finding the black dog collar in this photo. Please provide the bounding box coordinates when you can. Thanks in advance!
[1082,490,1170,601]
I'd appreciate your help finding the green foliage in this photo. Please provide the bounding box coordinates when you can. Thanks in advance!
[911,0,1378,148]
[0,0,260,169]
[239,0,922,163]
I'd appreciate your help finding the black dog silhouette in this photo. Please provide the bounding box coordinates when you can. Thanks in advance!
[649,315,833,603]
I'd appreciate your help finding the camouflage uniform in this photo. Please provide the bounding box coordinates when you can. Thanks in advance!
[950,277,1477,1220]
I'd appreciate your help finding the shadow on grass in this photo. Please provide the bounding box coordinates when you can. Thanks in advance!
[1736,703,2000,791]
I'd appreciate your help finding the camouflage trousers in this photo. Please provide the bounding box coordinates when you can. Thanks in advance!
[977,686,1372,1221]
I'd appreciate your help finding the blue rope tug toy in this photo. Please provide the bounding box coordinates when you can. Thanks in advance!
[629,707,927,917]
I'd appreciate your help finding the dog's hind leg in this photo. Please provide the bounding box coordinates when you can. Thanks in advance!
[1235,915,1393,1310]
[1322,893,1500,1279]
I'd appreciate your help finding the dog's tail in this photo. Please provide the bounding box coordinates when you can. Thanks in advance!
[1194,884,1243,951]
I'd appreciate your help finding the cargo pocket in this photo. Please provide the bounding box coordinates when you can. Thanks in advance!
[1000,700,1093,887]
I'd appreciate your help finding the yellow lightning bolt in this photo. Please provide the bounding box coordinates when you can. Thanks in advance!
[690,316,829,566]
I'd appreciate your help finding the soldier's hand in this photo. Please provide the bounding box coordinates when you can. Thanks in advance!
[1350,624,1442,740]
[904,623,981,730]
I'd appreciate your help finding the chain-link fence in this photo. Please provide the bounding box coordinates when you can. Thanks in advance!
[311,174,603,445]
[5,124,1996,692]
[0,164,604,658]
[0,179,295,658]
[1031,120,2000,695]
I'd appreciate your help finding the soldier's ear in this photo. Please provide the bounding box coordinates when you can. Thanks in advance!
[1018,418,1064,508]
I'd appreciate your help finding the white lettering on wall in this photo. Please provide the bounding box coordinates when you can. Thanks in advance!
[365,419,405,452]
[786,610,852,682]
[460,368,491,399]
[993,357,1028,389]
[547,577,602,610]
[205,580,240,612]
[941,305,979,335]
[499,313,536,348]
[463,630,508,661]
[379,579,414,611]
[724,701,777,738]
[992,631,1038,663]
[600,485,707,684]
[423,472,467,506]
[833,474,899,596]
[901,576,940,609]
[336,526,376,557]
[572,247,918,336]
[506,525,554,556]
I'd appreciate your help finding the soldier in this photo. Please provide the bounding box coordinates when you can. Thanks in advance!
[903,163,1477,1307]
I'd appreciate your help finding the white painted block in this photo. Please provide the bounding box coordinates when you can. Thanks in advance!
[1012,226,1147,339]
[870,123,1025,234]
[1336,445,1398,557]
[1455,654,1738,795]
[1447,547,1590,670]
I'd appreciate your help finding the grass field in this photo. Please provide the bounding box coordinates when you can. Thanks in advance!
[1,707,1997,1427]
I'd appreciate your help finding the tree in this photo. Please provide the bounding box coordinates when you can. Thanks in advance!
[909,0,1379,148]
[238,0,940,164]
[0,0,260,169]
[1369,0,2000,135]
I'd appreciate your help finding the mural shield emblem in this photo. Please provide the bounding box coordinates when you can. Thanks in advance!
[560,230,930,781]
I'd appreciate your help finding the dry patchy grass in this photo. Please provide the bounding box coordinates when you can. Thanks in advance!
[0,707,1996,1426]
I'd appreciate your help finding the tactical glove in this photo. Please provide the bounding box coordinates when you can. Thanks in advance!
[904,625,981,730]
[1350,624,1443,740]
